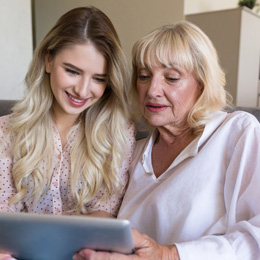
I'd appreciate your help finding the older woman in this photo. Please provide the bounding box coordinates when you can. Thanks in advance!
[75,21,260,260]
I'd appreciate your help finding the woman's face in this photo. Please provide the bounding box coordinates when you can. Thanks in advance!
[137,64,201,131]
[45,43,107,122]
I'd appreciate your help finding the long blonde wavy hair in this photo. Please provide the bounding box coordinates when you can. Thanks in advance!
[8,6,131,213]
[130,21,232,135]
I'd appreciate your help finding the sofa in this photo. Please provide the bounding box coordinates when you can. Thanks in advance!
[0,100,17,117]
[1,100,260,140]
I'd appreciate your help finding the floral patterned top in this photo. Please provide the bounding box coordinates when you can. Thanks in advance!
[0,115,135,217]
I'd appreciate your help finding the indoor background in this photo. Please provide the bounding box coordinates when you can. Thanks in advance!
[1,0,259,107]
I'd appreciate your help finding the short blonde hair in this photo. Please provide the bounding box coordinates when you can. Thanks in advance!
[131,21,231,134]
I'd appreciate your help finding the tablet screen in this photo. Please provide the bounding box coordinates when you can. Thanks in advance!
[0,212,134,260]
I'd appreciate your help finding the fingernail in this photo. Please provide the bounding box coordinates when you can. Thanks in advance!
[73,255,79,260]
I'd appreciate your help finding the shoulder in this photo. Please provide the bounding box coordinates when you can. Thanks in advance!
[125,121,136,146]
[207,110,260,131]
[0,115,13,156]
[127,135,150,176]
[132,136,149,161]
[0,114,12,124]
[200,110,260,146]
[0,115,12,135]
[126,121,136,136]
[223,110,260,131]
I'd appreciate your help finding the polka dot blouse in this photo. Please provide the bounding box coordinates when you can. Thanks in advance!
[0,115,136,217]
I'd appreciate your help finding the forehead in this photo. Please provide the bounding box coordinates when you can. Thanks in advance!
[52,43,107,72]
[137,49,194,73]
[134,32,194,73]
[54,43,102,59]
[137,62,185,75]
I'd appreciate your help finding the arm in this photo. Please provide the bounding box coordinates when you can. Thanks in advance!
[175,117,260,260]
[0,116,24,212]
[74,228,180,260]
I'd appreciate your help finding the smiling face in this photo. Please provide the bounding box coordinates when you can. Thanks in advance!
[45,43,107,123]
[137,64,201,132]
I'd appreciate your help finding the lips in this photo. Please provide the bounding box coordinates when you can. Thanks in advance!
[66,92,89,107]
[145,102,168,112]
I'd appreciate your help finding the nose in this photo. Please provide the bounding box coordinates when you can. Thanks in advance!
[74,77,90,98]
[146,75,163,98]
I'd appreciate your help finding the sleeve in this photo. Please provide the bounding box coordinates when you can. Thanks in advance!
[175,116,260,260]
[84,122,136,217]
[0,115,24,212]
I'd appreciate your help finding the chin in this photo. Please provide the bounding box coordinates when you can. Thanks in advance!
[144,115,162,125]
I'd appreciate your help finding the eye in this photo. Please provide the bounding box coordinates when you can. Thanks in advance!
[166,77,179,83]
[65,68,79,76]
[137,68,151,82]
[138,75,150,81]
[93,76,107,83]
[137,71,151,82]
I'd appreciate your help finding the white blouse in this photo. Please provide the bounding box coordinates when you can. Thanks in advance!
[118,111,260,260]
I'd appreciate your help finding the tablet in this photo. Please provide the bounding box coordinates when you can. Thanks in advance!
[0,212,134,260]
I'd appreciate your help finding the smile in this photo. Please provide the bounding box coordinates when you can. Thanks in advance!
[67,92,86,103]
[66,92,90,107]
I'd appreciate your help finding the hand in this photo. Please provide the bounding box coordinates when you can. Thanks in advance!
[0,253,16,260]
[73,228,180,260]
[86,211,113,218]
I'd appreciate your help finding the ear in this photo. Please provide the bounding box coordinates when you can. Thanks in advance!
[45,51,52,73]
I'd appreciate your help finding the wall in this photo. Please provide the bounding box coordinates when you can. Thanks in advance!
[237,9,260,106]
[33,0,184,62]
[0,0,33,100]
[186,7,260,107]
[185,0,240,14]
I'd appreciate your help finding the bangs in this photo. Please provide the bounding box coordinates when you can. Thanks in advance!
[133,26,194,72]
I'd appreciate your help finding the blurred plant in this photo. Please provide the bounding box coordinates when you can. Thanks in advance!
[238,0,258,9]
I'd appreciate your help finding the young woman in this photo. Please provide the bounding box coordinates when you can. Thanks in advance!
[0,6,135,218]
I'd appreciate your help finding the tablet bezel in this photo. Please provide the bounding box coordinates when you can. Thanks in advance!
[0,212,134,260]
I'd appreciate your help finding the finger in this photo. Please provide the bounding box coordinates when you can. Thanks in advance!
[77,249,135,260]
[132,228,151,249]
[0,253,17,260]
[73,252,86,260]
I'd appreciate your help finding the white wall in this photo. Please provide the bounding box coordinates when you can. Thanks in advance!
[237,9,260,106]
[185,0,241,14]
[187,7,260,107]
[0,0,33,100]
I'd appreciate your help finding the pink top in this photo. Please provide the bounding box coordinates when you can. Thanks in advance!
[0,115,135,216]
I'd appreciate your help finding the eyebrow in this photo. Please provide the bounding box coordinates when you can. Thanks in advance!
[63,63,107,77]
[63,63,83,72]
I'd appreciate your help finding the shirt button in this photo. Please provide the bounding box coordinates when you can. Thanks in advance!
[53,182,58,188]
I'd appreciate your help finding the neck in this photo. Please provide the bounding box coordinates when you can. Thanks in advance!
[156,125,194,146]
[51,108,80,137]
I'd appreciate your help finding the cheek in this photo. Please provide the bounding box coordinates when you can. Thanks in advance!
[137,85,145,102]
[51,72,74,92]
[94,85,106,99]
[99,87,106,98]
